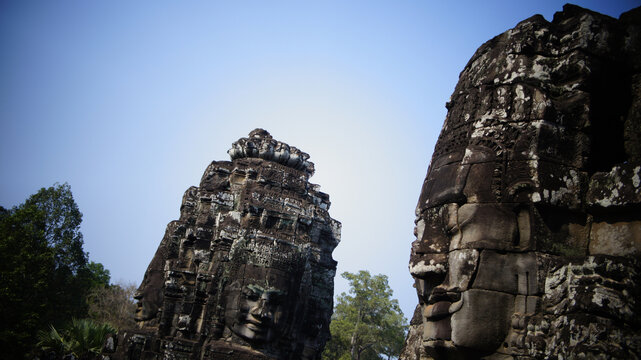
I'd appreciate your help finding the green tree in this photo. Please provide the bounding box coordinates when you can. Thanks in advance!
[0,203,55,358]
[0,183,110,358]
[322,271,408,360]
[84,261,111,290]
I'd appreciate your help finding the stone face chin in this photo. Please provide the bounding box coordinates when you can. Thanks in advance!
[402,4,641,360]
[112,129,340,360]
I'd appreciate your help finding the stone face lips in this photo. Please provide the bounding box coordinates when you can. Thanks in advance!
[402,4,641,360]
[113,129,340,360]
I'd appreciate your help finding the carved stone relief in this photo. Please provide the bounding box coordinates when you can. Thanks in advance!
[402,5,641,359]
[113,129,340,360]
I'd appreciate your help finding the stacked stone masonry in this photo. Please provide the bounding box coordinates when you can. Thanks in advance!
[111,129,341,360]
[402,4,641,360]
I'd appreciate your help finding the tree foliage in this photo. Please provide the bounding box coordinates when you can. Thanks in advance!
[322,271,408,360]
[0,183,110,359]
[87,282,137,331]
[37,318,116,360]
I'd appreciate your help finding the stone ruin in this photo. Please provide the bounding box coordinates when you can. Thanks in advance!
[401,4,641,360]
[112,129,341,359]
[104,4,641,360]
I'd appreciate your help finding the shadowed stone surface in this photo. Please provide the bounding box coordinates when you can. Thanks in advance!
[401,4,641,360]
[112,129,340,360]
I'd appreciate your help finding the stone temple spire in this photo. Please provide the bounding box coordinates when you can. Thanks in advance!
[228,129,315,177]
[112,129,340,360]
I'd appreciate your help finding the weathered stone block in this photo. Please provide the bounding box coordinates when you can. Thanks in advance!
[453,203,518,251]
[472,251,537,295]
[587,164,641,209]
[589,220,641,257]
[451,289,514,353]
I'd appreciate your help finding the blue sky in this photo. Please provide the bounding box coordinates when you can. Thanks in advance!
[1,0,638,320]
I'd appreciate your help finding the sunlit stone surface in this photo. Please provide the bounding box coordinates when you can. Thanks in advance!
[401,5,641,359]
[112,129,340,359]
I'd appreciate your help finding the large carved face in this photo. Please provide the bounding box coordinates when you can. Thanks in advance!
[133,269,164,323]
[413,204,539,354]
[406,6,641,357]
[411,135,559,356]
[412,187,535,355]
[224,265,292,343]
[412,109,640,358]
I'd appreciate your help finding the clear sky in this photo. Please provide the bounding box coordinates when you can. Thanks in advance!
[1,0,638,320]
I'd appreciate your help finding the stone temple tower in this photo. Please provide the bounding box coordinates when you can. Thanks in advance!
[113,129,341,360]
[402,5,641,360]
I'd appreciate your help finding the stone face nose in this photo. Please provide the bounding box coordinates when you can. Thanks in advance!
[250,298,270,319]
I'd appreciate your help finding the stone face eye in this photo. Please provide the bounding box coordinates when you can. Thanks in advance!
[244,286,262,301]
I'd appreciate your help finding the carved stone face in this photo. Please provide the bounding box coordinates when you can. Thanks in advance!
[402,6,641,359]
[412,121,638,357]
[229,284,286,342]
[411,136,549,356]
[414,201,538,355]
[224,266,292,343]
[133,269,164,323]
